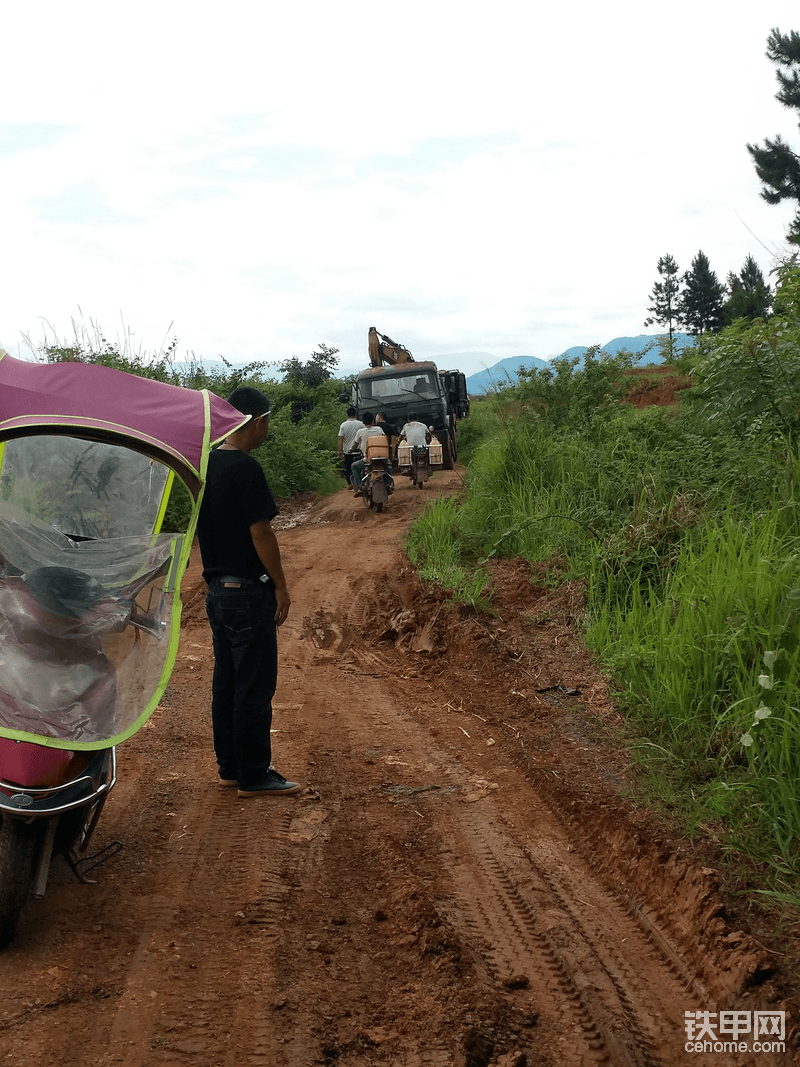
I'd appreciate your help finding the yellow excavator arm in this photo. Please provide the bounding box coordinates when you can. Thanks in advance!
[368,326,415,367]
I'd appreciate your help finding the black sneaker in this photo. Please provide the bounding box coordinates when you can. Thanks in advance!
[238,769,302,797]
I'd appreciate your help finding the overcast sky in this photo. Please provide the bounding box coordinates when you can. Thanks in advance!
[1,1,798,377]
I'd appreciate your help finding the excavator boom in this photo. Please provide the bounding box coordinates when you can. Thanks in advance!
[368,326,414,367]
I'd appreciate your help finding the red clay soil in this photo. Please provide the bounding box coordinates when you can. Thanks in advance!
[622,366,694,409]
[0,470,797,1067]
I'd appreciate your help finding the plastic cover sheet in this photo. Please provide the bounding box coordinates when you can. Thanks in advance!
[0,503,178,745]
[0,437,169,538]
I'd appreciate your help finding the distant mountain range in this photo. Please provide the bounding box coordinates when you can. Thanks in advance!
[461,334,694,394]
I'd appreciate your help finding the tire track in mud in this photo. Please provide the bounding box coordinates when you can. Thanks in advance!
[305,599,786,1067]
[102,794,296,1067]
[0,782,298,1067]
[436,804,789,1067]
[297,612,689,1065]
[444,813,669,1066]
[113,727,296,1066]
[384,735,790,1067]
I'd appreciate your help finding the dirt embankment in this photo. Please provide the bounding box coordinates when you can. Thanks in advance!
[0,470,797,1067]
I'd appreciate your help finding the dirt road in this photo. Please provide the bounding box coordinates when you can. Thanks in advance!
[0,471,796,1066]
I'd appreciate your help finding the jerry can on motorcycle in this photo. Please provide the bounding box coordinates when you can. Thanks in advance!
[364,434,390,462]
[428,435,443,466]
[0,352,246,948]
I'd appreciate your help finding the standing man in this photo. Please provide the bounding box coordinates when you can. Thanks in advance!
[197,386,301,797]
[337,406,364,491]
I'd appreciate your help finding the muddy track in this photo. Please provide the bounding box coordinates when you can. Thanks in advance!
[0,473,796,1067]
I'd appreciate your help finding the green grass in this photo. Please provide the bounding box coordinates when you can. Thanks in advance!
[404,376,800,886]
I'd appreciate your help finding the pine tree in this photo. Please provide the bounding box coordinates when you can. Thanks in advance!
[722,255,773,324]
[644,254,682,357]
[680,251,726,336]
[747,28,800,242]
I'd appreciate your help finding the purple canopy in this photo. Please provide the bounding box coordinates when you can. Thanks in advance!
[0,353,247,495]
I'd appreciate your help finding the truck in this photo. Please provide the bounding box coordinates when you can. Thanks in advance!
[341,327,470,469]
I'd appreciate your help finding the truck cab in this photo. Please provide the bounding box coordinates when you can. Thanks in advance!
[346,362,458,468]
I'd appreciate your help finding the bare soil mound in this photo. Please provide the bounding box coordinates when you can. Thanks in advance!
[622,365,693,408]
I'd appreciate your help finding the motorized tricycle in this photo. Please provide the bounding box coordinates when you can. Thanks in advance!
[0,352,245,947]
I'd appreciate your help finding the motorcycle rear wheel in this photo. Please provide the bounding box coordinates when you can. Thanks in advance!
[0,817,39,949]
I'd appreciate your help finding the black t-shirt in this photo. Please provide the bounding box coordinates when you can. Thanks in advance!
[197,449,279,581]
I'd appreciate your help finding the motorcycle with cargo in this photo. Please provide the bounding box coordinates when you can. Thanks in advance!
[396,434,443,489]
[353,432,394,512]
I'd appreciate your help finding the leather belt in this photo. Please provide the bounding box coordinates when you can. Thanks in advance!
[210,574,261,586]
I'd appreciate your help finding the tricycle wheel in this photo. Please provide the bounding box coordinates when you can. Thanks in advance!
[0,817,39,950]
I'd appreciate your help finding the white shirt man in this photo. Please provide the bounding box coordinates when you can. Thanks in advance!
[349,415,386,490]
[399,417,430,448]
[338,408,364,487]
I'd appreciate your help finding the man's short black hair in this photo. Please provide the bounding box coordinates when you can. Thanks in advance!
[346,406,357,417]
[407,411,418,422]
[362,412,375,425]
[227,386,271,418]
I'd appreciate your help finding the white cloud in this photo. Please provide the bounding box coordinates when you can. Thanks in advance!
[1,0,798,373]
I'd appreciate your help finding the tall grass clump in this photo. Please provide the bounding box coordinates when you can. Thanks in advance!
[405,496,493,610]
[451,395,504,465]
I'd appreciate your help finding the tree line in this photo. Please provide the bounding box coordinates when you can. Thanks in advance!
[644,251,772,350]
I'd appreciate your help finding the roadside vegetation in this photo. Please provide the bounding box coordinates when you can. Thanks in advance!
[406,262,800,900]
[20,325,350,529]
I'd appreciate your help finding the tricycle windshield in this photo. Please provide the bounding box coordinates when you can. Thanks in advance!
[0,500,179,747]
[0,436,170,539]
[0,352,250,750]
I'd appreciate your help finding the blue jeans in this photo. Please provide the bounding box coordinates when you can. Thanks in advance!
[206,582,277,789]
[351,457,367,487]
